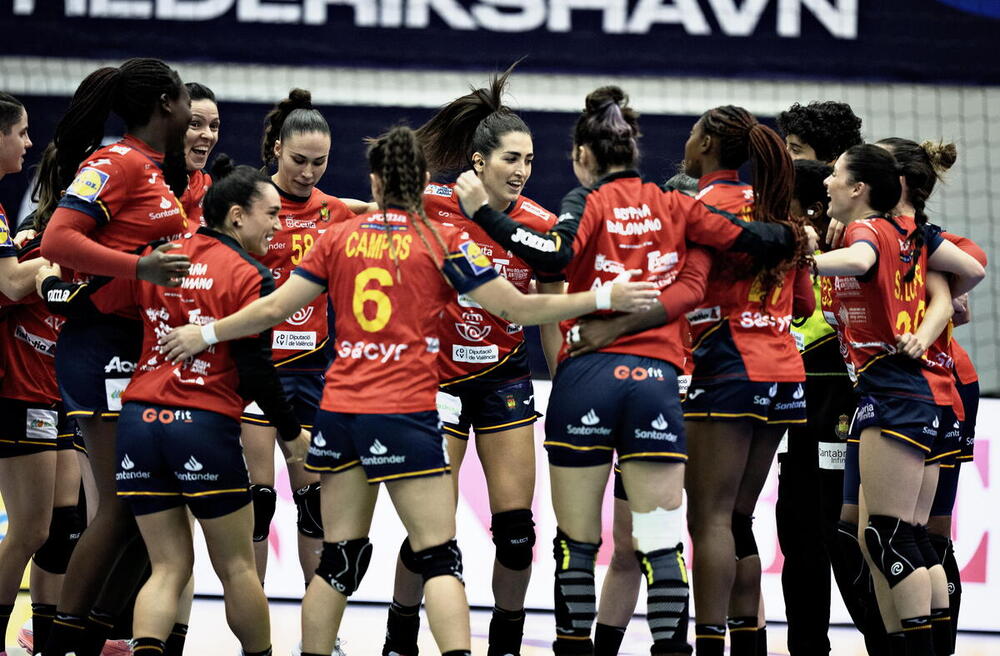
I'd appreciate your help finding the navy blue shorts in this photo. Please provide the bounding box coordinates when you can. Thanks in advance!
[929,407,962,465]
[0,398,74,457]
[545,353,686,467]
[850,394,952,460]
[57,316,142,421]
[116,402,251,519]
[306,410,450,484]
[843,439,860,506]
[242,372,323,429]
[956,380,979,462]
[683,379,808,425]
[437,376,539,440]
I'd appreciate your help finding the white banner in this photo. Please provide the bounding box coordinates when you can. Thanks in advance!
[192,388,1000,632]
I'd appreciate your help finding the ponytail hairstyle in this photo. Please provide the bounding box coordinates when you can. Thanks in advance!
[201,155,270,231]
[414,60,530,177]
[367,126,447,282]
[876,137,957,282]
[185,82,216,104]
[699,105,810,299]
[260,88,330,171]
[574,86,640,176]
[32,58,186,228]
[0,92,25,135]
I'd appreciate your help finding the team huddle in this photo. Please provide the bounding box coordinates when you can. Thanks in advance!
[0,57,987,656]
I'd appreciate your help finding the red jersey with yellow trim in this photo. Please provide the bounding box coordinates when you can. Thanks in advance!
[941,231,984,386]
[555,171,748,370]
[424,183,556,382]
[253,186,353,372]
[89,230,276,421]
[822,216,956,407]
[181,169,211,227]
[0,202,15,259]
[294,209,499,414]
[0,239,62,404]
[56,135,188,272]
[687,170,803,383]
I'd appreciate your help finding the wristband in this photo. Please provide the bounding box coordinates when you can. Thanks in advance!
[200,322,219,346]
[595,284,613,310]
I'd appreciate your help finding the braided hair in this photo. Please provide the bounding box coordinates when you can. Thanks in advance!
[877,138,957,282]
[698,105,810,300]
[367,126,448,282]
[32,58,186,230]
[573,86,640,175]
[414,60,530,178]
[260,88,330,170]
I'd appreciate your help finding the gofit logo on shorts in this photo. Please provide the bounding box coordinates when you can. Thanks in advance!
[613,365,665,381]
[142,408,194,424]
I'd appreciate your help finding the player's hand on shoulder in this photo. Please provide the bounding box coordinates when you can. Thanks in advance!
[138,242,190,287]
[159,324,208,363]
[454,170,489,217]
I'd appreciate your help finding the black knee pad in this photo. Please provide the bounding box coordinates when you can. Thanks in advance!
[732,512,758,560]
[32,506,84,574]
[250,484,277,542]
[491,508,536,571]
[316,538,373,596]
[552,529,600,573]
[412,539,464,584]
[399,537,421,573]
[293,482,323,539]
[864,515,924,588]
[912,524,940,567]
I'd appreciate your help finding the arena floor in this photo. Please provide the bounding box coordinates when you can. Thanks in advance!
[5,593,1000,655]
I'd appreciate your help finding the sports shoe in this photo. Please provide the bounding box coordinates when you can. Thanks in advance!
[16,620,33,652]
[15,623,128,656]
[291,638,347,656]
[100,639,132,656]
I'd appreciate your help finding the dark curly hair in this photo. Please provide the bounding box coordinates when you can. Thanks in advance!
[776,101,863,163]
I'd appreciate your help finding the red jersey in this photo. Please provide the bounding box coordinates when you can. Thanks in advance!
[254,186,353,372]
[553,171,749,370]
[822,216,956,407]
[940,231,985,386]
[295,209,499,414]
[0,203,15,259]
[688,170,804,383]
[424,183,556,382]
[181,169,211,227]
[0,239,62,404]
[90,230,276,421]
[56,135,188,268]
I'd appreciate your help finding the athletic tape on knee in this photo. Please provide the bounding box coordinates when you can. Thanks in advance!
[490,508,536,571]
[631,506,684,554]
[732,511,759,560]
[32,505,84,574]
[552,529,599,640]
[316,538,372,596]
[636,545,691,652]
[412,539,464,584]
[912,524,940,567]
[864,515,924,589]
[293,482,323,539]
[249,484,277,542]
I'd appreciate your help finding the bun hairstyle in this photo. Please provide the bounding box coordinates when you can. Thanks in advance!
[367,125,447,282]
[33,58,186,229]
[260,88,330,169]
[875,137,956,282]
[699,105,809,301]
[201,157,270,230]
[414,60,530,177]
[574,86,640,175]
[0,92,25,135]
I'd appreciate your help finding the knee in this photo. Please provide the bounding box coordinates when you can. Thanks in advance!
[249,484,277,542]
[33,506,84,574]
[293,482,323,539]
[412,539,464,585]
[863,515,925,588]
[732,512,759,560]
[491,509,536,571]
[316,538,373,596]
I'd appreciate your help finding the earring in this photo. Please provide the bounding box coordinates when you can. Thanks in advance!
[807,209,815,216]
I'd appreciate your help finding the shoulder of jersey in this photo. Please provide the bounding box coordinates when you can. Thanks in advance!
[64,143,140,203]
[514,196,556,224]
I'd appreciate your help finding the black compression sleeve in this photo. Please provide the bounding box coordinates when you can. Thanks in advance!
[231,335,301,441]
[729,221,796,264]
[40,276,102,319]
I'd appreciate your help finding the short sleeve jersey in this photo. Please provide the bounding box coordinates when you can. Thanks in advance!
[180,169,212,227]
[553,170,746,371]
[424,183,556,382]
[294,209,499,414]
[253,186,353,372]
[822,216,956,407]
[91,230,276,421]
[56,135,189,271]
[0,239,62,404]
[687,170,804,383]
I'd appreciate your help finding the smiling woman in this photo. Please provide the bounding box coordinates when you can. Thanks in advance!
[180,82,221,225]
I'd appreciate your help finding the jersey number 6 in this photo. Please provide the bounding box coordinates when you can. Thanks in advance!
[353,267,393,332]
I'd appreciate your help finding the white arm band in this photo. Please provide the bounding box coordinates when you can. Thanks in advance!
[595,284,613,311]
[200,322,219,346]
